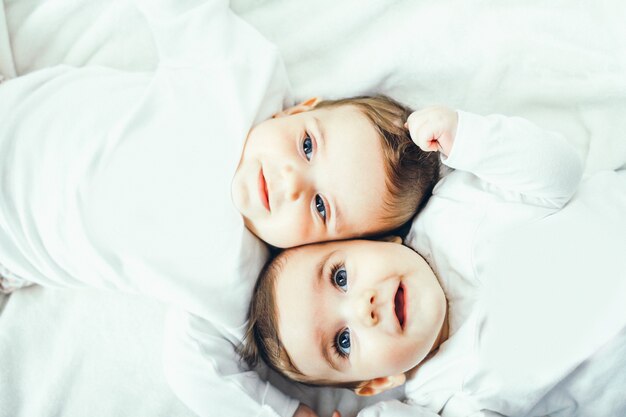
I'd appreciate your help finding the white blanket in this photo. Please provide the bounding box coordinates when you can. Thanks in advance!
[0,288,197,417]
[1,0,625,416]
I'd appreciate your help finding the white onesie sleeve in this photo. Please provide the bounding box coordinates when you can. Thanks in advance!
[164,309,299,417]
[444,111,584,208]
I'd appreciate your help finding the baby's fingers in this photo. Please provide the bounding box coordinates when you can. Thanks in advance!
[405,118,441,152]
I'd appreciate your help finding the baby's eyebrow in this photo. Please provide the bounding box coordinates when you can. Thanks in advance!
[313,116,325,152]
[314,250,336,290]
[331,202,343,236]
[319,329,341,372]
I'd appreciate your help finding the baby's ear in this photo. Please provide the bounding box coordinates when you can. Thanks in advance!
[354,374,406,397]
[272,97,321,118]
[378,235,403,244]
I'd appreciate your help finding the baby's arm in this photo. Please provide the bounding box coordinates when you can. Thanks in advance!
[407,107,584,208]
[163,308,300,417]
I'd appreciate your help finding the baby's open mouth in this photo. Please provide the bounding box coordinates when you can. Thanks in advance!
[394,283,405,329]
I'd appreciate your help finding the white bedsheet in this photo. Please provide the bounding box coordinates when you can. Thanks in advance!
[1,0,625,416]
[0,288,197,417]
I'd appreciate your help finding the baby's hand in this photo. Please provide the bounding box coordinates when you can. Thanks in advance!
[405,106,458,157]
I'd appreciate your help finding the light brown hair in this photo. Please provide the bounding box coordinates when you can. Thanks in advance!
[315,95,440,234]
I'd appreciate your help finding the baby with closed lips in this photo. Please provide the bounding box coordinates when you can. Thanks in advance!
[241,238,448,396]
[230,96,440,249]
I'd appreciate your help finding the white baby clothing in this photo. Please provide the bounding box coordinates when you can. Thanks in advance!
[0,1,299,416]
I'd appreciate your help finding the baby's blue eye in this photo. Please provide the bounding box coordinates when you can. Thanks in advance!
[333,267,348,291]
[315,195,326,221]
[303,135,313,161]
[336,329,351,357]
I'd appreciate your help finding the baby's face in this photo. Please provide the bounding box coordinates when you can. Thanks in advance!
[231,105,391,248]
[274,240,447,384]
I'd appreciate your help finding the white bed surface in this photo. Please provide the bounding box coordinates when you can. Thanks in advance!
[0,287,196,417]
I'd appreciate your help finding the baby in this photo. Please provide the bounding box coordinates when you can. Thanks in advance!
[243,103,626,416]
[242,238,448,394]
[243,201,626,416]
[231,95,438,248]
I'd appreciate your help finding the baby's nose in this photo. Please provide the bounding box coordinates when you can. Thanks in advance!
[358,290,378,327]
[282,165,307,201]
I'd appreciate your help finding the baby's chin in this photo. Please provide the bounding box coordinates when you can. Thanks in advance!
[247,224,295,249]
[402,356,429,380]
[241,218,274,246]
[230,173,247,215]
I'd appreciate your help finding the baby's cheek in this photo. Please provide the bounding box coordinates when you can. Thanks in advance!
[271,217,316,247]
[387,344,420,373]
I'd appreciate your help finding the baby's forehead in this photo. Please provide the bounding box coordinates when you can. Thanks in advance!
[277,239,383,273]
[275,243,324,274]
[281,240,348,260]
[275,242,337,277]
